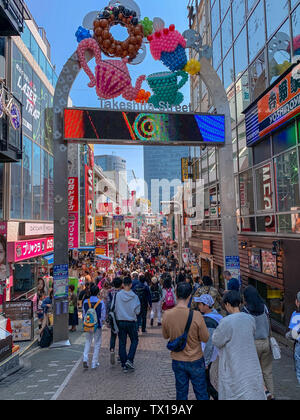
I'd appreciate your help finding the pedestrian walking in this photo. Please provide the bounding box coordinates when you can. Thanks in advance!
[115,276,141,372]
[212,291,266,400]
[162,282,209,400]
[133,274,152,333]
[68,284,78,332]
[242,286,275,399]
[82,285,106,370]
[286,291,300,385]
[194,294,223,400]
[150,277,163,327]
[191,276,223,314]
[107,277,123,365]
[162,277,176,311]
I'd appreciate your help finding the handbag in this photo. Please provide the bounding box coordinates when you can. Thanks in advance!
[108,292,119,335]
[167,310,193,352]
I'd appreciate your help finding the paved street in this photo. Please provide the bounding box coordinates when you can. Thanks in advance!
[0,319,298,401]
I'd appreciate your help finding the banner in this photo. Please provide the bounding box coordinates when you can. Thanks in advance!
[85,163,94,245]
[68,213,79,249]
[8,237,54,263]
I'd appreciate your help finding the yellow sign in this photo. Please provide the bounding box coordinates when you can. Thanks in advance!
[114,228,119,239]
[192,158,200,182]
[96,216,103,227]
[181,158,189,182]
[95,247,106,256]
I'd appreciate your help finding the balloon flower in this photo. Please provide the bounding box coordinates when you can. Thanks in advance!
[75,26,92,43]
[135,89,151,104]
[184,58,201,76]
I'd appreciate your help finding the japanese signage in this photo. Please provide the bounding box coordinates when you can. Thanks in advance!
[245,63,300,146]
[68,213,79,249]
[85,161,94,245]
[181,158,189,182]
[23,223,54,236]
[68,177,79,212]
[96,215,104,227]
[7,237,54,263]
[4,300,33,342]
[262,163,275,232]
[53,264,69,299]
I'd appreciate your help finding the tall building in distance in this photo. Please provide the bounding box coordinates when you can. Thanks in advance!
[94,155,126,172]
[143,146,189,213]
[188,0,300,332]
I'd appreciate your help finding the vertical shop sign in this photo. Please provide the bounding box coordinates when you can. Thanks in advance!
[85,164,94,245]
[263,163,275,232]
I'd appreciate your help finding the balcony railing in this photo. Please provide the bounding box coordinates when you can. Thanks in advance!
[0,0,30,35]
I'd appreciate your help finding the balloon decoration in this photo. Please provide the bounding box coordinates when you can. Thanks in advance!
[75,1,205,106]
[77,38,146,101]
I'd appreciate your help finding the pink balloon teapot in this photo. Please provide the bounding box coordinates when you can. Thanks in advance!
[77,38,146,101]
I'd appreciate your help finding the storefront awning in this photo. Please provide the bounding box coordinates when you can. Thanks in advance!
[43,253,54,264]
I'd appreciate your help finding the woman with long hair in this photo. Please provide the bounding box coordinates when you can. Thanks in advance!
[242,286,274,400]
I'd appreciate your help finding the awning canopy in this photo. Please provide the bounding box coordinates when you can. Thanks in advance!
[43,253,54,264]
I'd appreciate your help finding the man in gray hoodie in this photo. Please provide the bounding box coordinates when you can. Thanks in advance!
[115,276,141,372]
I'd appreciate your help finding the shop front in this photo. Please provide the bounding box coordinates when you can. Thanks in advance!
[7,236,54,299]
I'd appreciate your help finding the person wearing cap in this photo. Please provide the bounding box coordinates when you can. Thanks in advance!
[286,291,300,385]
[194,294,223,400]
[150,277,163,327]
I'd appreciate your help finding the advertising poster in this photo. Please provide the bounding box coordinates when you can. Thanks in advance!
[53,264,69,299]
[249,248,262,272]
[4,300,33,342]
[0,222,7,310]
[261,250,277,277]
[225,256,241,285]
[68,213,79,249]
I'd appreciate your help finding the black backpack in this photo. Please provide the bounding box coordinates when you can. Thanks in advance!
[39,326,53,348]
[150,284,161,303]
[204,316,219,330]
[134,285,147,306]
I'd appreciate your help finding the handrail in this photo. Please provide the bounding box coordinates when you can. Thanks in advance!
[12,287,36,301]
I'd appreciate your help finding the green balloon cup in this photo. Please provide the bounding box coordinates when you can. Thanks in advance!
[147,71,188,107]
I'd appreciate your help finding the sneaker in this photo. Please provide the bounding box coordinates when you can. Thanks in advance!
[83,361,89,369]
[91,363,100,370]
[110,351,115,365]
[150,319,154,327]
[157,322,161,327]
[117,357,121,364]
[123,366,129,373]
[125,360,135,370]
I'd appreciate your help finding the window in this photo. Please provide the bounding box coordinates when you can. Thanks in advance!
[221,10,233,57]
[239,169,254,215]
[248,0,265,63]
[268,21,291,85]
[0,38,5,80]
[33,144,41,220]
[273,123,297,155]
[234,28,248,79]
[11,161,22,219]
[232,0,246,38]
[213,30,222,69]
[49,156,54,220]
[253,137,271,165]
[0,163,4,219]
[211,0,220,38]
[249,51,267,101]
[274,149,300,212]
[23,137,32,220]
[255,163,274,212]
[265,0,289,39]
[41,150,49,220]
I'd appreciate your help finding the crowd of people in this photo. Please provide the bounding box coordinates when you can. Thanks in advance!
[34,230,300,400]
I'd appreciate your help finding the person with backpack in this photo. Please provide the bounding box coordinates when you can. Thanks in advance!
[162,282,209,400]
[115,276,141,373]
[162,277,176,312]
[194,294,223,400]
[39,288,54,348]
[150,277,163,327]
[286,291,300,385]
[133,274,152,333]
[82,285,106,370]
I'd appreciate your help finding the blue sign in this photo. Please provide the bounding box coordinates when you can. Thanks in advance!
[225,256,241,285]
[53,264,69,299]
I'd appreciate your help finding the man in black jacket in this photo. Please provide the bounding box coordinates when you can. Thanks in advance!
[133,274,152,333]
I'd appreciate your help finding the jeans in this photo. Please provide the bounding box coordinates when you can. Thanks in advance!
[151,302,162,324]
[110,330,117,352]
[118,321,139,367]
[83,328,102,368]
[295,342,300,385]
[172,358,209,401]
[137,307,147,332]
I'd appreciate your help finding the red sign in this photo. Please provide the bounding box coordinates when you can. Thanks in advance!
[97,202,113,214]
[68,213,79,249]
[68,177,79,212]
[96,231,108,240]
[8,237,54,263]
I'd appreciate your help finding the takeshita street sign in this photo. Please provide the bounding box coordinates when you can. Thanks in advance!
[63,108,226,146]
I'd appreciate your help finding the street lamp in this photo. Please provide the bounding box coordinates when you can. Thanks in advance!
[161,201,183,268]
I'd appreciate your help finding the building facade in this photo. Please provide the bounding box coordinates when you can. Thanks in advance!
[188,0,300,332]
[0,4,60,305]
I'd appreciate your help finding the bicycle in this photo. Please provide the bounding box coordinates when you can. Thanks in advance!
[0,86,21,131]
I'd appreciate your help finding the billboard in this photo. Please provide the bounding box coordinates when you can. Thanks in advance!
[64,109,225,146]
[245,63,300,146]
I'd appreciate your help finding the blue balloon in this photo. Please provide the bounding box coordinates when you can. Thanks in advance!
[75,26,92,43]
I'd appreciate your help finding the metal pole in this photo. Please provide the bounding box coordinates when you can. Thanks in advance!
[178,213,183,268]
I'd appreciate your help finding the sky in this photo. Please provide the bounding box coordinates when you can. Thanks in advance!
[25,0,191,181]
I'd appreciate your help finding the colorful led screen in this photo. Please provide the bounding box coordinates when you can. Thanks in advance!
[64,109,225,145]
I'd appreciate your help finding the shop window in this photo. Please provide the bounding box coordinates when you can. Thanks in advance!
[255,163,274,212]
[273,123,297,155]
[257,215,276,233]
[249,50,267,102]
[253,137,271,165]
[248,278,285,324]
[278,213,300,234]
[239,169,254,216]
[241,216,256,232]
[274,149,300,212]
